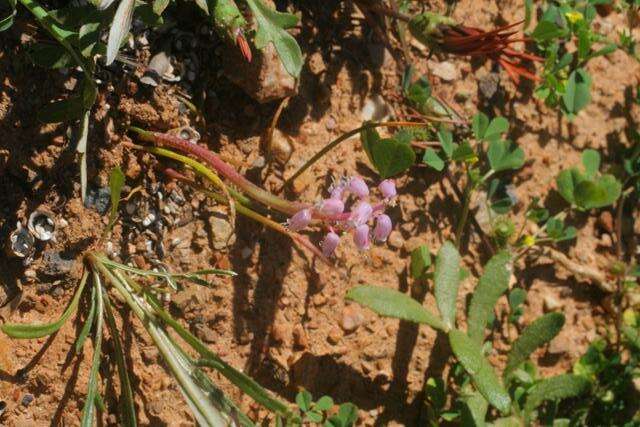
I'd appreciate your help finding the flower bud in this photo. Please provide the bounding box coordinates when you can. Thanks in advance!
[318,198,345,216]
[321,231,340,257]
[379,179,397,199]
[287,208,312,232]
[373,214,392,242]
[348,177,369,199]
[350,201,373,226]
[354,224,370,250]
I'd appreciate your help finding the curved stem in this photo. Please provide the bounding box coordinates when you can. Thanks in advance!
[284,121,430,186]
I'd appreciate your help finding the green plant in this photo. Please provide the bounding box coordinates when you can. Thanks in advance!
[529,0,618,119]
[346,242,589,425]
[289,390,358,427]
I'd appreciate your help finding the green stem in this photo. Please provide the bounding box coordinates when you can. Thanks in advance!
[284,121,429,185]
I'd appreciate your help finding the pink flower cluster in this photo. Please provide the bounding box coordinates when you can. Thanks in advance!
[287,177,397,257]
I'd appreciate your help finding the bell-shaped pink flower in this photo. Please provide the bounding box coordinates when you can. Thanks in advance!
[348,177,369,199]
[287,208,312,232]
[318,198,345,216]
[373,214,392,242]
[350,201,373,226]
[321,231,340,257]
[329,180,346,200]
[353,224,370,250]
[379,179,397,200]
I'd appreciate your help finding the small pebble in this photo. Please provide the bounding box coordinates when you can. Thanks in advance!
[597,211,614,233]
[21,394,34,407]
[341,305,365,333]
[543,294,563,312]
[387,231,404,249]
[327,328,342,344]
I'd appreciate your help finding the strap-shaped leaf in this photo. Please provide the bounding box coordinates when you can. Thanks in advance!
[1,271,88,339]
[449,329,511,413]
[467,251,512,344]
[346,285,444,330]
[434,241,461,330]
[524,374,590,414]
[504,312,565,378]
[460,391,488,427]
[106,0,135,65]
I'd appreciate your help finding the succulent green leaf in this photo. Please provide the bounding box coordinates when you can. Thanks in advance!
[434,241,461,330]
[346,285,444,330]
[449,330,511,413]
[467,251,512,345]
[505,312,565,378]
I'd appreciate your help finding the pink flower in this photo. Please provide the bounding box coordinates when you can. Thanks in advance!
[321,231,340,257]
[318,198,345,216]
[329,180,346,200]
[348,177,369,199]
[350,201,373,226]
[379,179,397,200]
[287,208,312,232]
[373,214,392,242]
[354,224,370,250]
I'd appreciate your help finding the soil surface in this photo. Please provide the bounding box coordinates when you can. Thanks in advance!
[1,1,639,426]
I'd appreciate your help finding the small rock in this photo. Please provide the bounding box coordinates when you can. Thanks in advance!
[478,72,500,99]
[21,394,34,407]
[597,211,614,233]
[222,41,297,103]
[387,231,404,249]
[271,323,289,344]
[341,305,365,333]
[270,129,293,165]
[42,251,75,276]
[600,233,613,247]
[195,324,218,344]
[325,116,337,131]
[547,335,571,354]
[327,328,342,344]
[431,61,459,82]
[207,211,236,250]
[84,186,111,214]
[543,294,563,312]
[293,325,308,349]
[361,95,391,122]
[252,156,266,168]
[312,293,327,307]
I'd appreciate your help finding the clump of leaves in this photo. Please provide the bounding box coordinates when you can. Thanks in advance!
[290,390,358,427]
[556,149,622,210]
[529,0,618,118]
[346,242,589,425]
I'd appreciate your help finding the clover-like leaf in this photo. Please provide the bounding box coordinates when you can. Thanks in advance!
[562,68,592,119]
[574,174,622,209]
[423,148,445,171]
[366,134,416,178]
[245,0,302,78]
[487,139,525,172]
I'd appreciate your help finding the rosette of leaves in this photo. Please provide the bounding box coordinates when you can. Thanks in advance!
[556,149,622,210]
[528,0,617,119]
[346,242,591,425]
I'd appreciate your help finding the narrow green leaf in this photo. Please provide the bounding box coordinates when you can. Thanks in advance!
[449,330,511,413]
[460,391,488,427]
[467,251,512,345]
[245,0,302,78]
[346,285,444,330]
[1,271,88,339]
[81,273,104,427]
[505,313,565,378]
[105,167,125,234]
[75,283,97,353]
[103,292,137,427]
[153,0,171,14]
[434,241,461,330]
[524,374,590,414]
